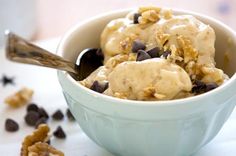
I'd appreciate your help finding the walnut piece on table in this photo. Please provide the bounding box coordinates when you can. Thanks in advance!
[21,124,64,156]
[4,87,34,108]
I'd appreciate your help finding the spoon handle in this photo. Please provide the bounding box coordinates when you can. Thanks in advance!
[5,31,78,74]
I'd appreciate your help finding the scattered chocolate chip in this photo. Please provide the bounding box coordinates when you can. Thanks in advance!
[5,118,19,132]
[0,75,15,87]
[66,108,75,121]
[191,80,206,94]
[161,50,171,59]
[35,117,47,128]
[38,107,49,119]
[146,47,161,58]
[136,50,151,61]
[133,13,141,24]
[52,110,64,121]
[25,111,40,126]
[205,83,218,92]
[90,81,109,93]
[132,40,146,53]
[53,126,66,139]
[27,103,39,112]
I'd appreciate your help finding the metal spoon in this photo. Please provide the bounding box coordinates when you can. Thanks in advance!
[5,31,104,81]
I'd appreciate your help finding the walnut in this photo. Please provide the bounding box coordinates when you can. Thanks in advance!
[105,54,129,69]
[137,6,161,24]
[28,142,64,156]
[113,92,128,99]
[21,124,50,156]
[4,87,34,108]
[177,36,198,63]
[143,86,155,98]
[156,30,170,47]
[138,6,161,14]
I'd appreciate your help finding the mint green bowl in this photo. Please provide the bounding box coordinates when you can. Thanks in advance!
[57,9,236,156]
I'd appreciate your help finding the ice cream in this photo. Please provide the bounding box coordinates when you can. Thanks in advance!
[80,6,228,101]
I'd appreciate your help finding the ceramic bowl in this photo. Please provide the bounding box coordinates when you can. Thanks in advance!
[57,8,236,156]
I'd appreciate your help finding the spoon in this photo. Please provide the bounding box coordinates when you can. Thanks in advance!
[5,31,104,81]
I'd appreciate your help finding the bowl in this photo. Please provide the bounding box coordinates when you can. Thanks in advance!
[57,8,236,156]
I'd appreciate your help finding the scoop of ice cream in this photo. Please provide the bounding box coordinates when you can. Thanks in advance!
[105,58,192,100]
[80,6,229,101]
[100,7,227,85]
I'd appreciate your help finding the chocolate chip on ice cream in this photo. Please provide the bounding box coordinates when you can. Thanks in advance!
[136,50,151,61]
[90,81,109,93]
[132,40,146,53]
[146,47,161,58]
[133,13,141,24]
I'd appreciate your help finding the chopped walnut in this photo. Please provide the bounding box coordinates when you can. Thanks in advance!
[128,53,137,61]
[120,37,132,53]
[143,86,156,98]
[177,36,198,64]
[167,45,183,63]
[113,92,128,99]
[4,87,34,108]
[137,6,161,24]
[105,54,129,69]
[138,6,161,14]
[28,142,64,156]
[21,124,50,156]
[141,10,160,22]
[156,30,170,47]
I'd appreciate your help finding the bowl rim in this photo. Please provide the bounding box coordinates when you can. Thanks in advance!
[57,7,236,107]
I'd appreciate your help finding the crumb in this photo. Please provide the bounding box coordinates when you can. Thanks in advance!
[4,87,34,108]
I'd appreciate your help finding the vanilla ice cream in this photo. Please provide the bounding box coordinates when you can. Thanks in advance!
[80,6,228,101]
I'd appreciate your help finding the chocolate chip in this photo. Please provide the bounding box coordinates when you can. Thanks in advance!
[90,81,109,93]
[25,111,40,126]
[27,103,39,112]
[38,107,49,119]
[161,50,171,59]
[35,117,47,128]
[205,83,218,92]
[191,80,206,94]
[146,47,161,58]
[136,50,151,61]
[132,40,146,53]
[52,110,64,121]
[5,118,19,132]
[133,13,141,24]
[66,108,75,121]
[53,126,66,139]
